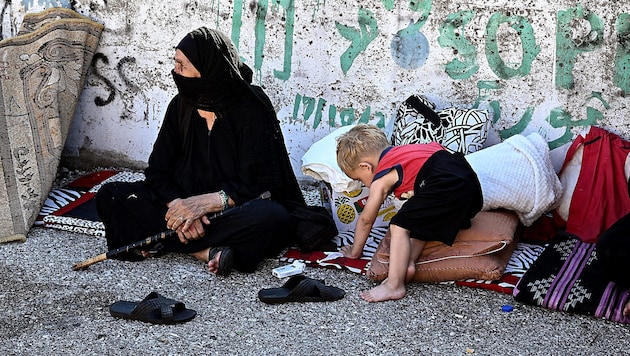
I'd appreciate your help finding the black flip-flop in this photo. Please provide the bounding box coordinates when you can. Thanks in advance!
[258,275,345,304]
[208,246,234,276]
[109,292,196,324]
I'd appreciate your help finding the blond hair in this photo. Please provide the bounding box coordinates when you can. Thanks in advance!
[336,124,389,173]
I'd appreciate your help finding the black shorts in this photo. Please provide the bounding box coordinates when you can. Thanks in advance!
[390,150,483,245]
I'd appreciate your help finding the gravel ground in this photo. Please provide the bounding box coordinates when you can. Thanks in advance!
[1,226,629,356]
[0,168,628,355]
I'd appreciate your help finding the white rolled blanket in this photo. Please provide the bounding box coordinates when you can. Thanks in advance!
[465,132,563,226]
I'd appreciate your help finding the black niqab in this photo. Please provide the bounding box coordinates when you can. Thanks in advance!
[173,27,253,111]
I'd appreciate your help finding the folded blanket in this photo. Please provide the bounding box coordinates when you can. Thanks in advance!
[514,236,630,324]
[465,132,562,226]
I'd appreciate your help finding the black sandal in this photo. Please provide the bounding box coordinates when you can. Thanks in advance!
[258,275,345,304]
[109,292,197,324]
[208,246,234,276]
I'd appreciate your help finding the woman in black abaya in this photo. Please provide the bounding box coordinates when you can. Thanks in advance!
[96,27,305,275]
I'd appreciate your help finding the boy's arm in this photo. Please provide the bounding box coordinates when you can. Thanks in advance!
[343,170,398,258]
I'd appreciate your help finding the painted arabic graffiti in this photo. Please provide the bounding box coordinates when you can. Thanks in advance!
[231,0,295,80]
[236,2,627,145]
[473,80,610,149]
[436,5,622,146]
[291,93,386,129]
[614,14,630,94]
[336,7,378,75]
[21,1,630,146]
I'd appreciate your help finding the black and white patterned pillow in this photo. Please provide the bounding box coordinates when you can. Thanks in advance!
[35,187,84,225]
[391,94,490,155]
[437,107,490,155]
[391,94,447,146]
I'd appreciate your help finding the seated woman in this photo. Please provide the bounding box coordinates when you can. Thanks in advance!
[95,27,305,276]
[596,211,630,316]
[597,180,630,316]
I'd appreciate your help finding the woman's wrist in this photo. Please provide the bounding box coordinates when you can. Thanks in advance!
[218,190,229,210]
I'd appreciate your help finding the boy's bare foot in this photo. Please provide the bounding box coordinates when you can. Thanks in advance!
[405,263,416,283]
[360,280,406,302]
[624,300,630,317]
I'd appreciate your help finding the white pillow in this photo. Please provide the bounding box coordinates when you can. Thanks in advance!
[301,125,362,192]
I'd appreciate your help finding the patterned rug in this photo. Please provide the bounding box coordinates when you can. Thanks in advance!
[280,228,543,294]
[513,236,630,324]
[455,242,545,294]
[39,169,542,295]
[36,170,144,236]
[279,227,387,275]
[0,8,103,243]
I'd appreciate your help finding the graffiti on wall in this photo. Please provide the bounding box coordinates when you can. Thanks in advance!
[18,0,630,148]
[89,53,149,123]
[240,1,626,148]
[291,93,387,129]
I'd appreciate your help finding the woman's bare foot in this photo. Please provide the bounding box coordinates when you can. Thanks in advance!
[360,279,406,302]
[624,300,630,317]
[207,250,222,274]
[207,246,234,276]
[188,247,222,274]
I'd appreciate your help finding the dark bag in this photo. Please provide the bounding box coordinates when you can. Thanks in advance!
[287,203,338,252]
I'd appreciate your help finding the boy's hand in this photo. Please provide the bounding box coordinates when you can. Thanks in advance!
[340,244,362,259]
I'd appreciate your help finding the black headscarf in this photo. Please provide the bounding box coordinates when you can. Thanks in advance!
[172,27,254,111]
[163,27,306,207]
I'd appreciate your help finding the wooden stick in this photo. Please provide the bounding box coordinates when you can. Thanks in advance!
[72,230,175,270]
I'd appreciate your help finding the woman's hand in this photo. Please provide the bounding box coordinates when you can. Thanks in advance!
[340,244,362,259]
[165,195,211,240]
[165,193,226,243]
[175,217,209,243]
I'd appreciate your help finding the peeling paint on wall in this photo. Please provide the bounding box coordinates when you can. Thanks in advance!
[2,0,630,175]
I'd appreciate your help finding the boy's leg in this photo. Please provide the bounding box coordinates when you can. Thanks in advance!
[361,224,412,302]
[406,238,426,282]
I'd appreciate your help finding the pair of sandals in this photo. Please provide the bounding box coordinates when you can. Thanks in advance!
[109,275,345,325]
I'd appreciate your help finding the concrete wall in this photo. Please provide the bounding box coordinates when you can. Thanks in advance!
[3,0,630,178]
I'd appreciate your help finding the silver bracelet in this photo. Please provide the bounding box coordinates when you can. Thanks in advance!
[218,190,229,210]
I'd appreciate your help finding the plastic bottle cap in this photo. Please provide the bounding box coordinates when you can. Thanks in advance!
[501,305,513,312]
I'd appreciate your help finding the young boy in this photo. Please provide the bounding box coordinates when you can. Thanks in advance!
[336,124,483,302]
